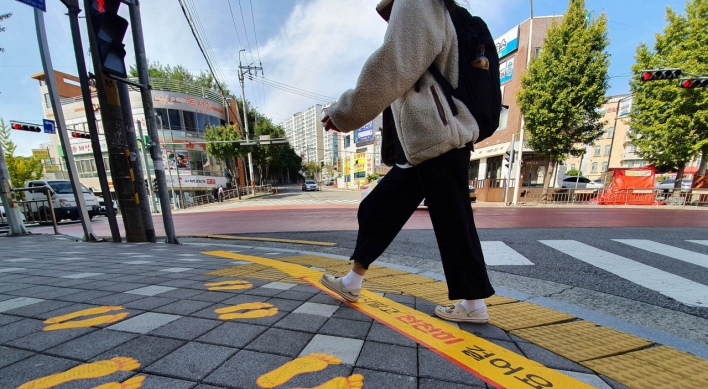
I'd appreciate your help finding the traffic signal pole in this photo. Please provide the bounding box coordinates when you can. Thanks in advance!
[127,0,179,244]
[64,0,121,243]
[34,8,97,242]
[83,1,147,242]
[136,121,158,213]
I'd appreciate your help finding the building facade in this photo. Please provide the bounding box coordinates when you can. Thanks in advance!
[280,104,324,164]
[336,114,383,187]
[32,71,240,203]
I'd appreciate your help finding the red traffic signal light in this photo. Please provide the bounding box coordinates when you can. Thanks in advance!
[88,0,129,78]
[679,78,708,88]
[72,132,91,139]
[10,121,41,132]
[640,68,682,82]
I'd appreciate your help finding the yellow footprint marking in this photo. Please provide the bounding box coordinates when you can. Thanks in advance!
[205,280,253,291]
[91,376,146,389]
[43,306,129,331]
[256,353,343,388]
[293,374,364,389]
[18,357,140,389]
[215,302,279,320]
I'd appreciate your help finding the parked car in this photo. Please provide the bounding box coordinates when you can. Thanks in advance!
[655,179,692,192]
[361,178,477,204]
[97,196,118,215]
[0,205,27,225]
[324,178,334,186]
[24,180,99,221]
[302,180,320,191]
[560,176,604,189]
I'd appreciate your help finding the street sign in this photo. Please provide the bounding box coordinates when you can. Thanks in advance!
[32,149,50,160]
[43,119,56,134]
[15,0,46,12]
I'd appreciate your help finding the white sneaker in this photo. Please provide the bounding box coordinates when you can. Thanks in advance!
[434,302,489,323]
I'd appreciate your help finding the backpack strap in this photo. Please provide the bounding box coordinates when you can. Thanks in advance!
[428,64,459,116]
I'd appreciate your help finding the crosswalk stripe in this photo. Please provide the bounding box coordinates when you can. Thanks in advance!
[613,239,708,269]
[481,241,534,266]
[687,240,708,247]
[540,240,708,308]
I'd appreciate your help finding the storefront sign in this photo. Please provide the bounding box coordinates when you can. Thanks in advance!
[618,98,633,118]
[355,121,375,144]
[500,57,514,84]
[152,91,225,115]
[70,140,107,155]
[32,149,50,160]
[354,152,366,174]
[44,164,61,173]
[495,27,519,58]
[165,175,226,188]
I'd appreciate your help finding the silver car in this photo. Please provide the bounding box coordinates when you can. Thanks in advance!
[561,176,604,189]
[302,180,320,191]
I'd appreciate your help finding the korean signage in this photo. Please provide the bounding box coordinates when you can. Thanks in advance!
[71,140,107,155]
[344,157,351,177]
[355,121,375,144]
[32,149,50,160]
[354,152,367,174]
[44,164,61,173]
[495,27,519,58]
[618,98,633,118]
[165,175,226,188]
[500,57,515,84]
[164,150,191,174]
[152,91,225,115]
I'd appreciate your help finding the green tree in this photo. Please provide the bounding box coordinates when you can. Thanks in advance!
[565,169,582,176]
[128,60,231,96]
[251,120,287,185]
[629,0,708,192]
[0,119,43,193]
[517,0,610,192]
[204,124,244,199]
[0,13,11,53]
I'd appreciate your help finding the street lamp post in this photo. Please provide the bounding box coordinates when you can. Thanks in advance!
[512,0,534,205]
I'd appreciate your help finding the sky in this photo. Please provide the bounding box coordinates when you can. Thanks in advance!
[0,0,689,156]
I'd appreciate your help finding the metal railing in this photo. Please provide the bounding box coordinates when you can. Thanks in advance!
[182,185,274,209]
[1,188,59,234]
[57,77,225,107]
[516,187,708,207]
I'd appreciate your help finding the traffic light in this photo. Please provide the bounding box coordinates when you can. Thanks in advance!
[138,135,151,150]
[152,179,158,193]
[679,78,708,88]
[88,0,129,78]
[72,132,91,139]
[640,68,681,82]
[10,122,41,133]
[504,150,516,169]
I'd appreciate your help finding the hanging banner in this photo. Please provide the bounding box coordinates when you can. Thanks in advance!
[495,27,519,58]
[32,149,50,160]
[500,57,515,84]
[618,98,633,118]
[354,152,366,174]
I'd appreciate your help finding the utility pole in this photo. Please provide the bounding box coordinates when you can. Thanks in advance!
[127,0,179,244]
[64,0,121,243]
[84,0,147,242]
[0,143,28,236]
[35,8,97,242]
[117,82,155,242]
[136,121,157,213]
[512,0,534,205]
[238,50,262,192]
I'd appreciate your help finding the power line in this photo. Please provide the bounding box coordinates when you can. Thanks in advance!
[251,76,336,101]
[245,77,336,102]
[226,0,244,50]
[238,0,256,65]
[248,0,262,65]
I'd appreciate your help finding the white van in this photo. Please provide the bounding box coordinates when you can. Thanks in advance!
[25,180,100,221]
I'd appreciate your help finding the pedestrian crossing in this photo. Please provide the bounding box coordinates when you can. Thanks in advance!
[483,239,708,308]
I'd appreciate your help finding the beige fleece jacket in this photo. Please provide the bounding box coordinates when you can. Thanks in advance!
[328,0,479,166]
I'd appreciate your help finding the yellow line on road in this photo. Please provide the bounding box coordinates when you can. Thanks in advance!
[156,234,337,246]
[203,250,593,389]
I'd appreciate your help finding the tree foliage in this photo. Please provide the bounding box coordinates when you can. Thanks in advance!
[517,0,610,189]
[629,0,708,187]
[0,118,43,192]
[0,13,11,53]
[128,60,231,96]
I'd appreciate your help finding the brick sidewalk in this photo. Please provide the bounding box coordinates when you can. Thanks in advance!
[0,234,677,388]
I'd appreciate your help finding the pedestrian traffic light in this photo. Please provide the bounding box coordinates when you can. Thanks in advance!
[504,150,516,169]
[88,0,129,78]
[640,68,682,82]
[10,121,42,133]
[679,77,708,88]
[152,178,158,193]
[72,132,91,139]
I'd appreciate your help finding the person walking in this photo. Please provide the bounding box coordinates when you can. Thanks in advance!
[320,0,495,323]
[218,185,225,202]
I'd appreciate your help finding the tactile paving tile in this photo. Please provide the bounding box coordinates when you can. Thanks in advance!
[278,276,310,285]
[398,282,448,297]
[373,274,438,288]
[279,255,347,269]
[512,320,652,362]
[487,302,575,331]
[247,268,290,282]
[627,346,708,386]
[420,294,461,306]
[363,281,402,294]
[581,353,704,389]
[207,264,269,277]
[325,264,354,275]
[364,267,410,279]
[485,295,517,306]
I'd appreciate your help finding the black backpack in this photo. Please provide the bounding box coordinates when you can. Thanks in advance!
[420,4,503,146]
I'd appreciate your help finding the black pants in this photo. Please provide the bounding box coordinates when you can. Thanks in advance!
[351,147,495,300]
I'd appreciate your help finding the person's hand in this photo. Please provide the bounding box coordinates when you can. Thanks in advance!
[321,108,340,132]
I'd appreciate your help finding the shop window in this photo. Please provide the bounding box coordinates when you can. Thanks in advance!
[155,108,169,129]
[168,109,182,131]
[183,111,197,132]
[196,113,207,133]
[604,145,611,156]
[344,135,351,148]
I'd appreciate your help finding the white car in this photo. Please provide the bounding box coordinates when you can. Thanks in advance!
[561,176,604,189]
[25,180,100,221]
[96,196,118,215]
[655,179,692,192]
[0,205,27,225]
